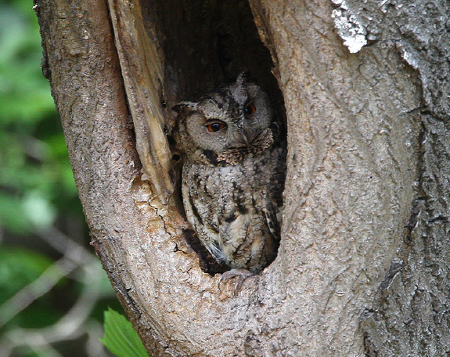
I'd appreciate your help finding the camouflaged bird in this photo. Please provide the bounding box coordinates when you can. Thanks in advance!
[174,72,286,276]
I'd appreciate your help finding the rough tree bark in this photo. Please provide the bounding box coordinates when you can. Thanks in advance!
[35,0,450,355]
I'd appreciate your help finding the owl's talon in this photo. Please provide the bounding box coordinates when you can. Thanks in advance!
[218,269,254,295]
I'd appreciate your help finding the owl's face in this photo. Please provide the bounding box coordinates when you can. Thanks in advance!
[175,73,274,155]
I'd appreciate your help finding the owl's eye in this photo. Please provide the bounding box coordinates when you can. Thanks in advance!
[206,122,226,132]
[244,103,256,117]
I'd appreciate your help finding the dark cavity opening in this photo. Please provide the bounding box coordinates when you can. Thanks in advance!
[141,0,286,275]
[142,0,285,121]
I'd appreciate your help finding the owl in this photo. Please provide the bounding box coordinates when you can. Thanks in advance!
[174,72,286,277]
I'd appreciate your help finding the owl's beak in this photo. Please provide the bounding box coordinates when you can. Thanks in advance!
[227,128,249,148]
[227,128,262,149]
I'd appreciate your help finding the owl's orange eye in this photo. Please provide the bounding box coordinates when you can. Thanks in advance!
[206,122,226,132]
[244,103,256,117]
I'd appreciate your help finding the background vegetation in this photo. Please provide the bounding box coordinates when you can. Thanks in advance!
[0,0,121,355]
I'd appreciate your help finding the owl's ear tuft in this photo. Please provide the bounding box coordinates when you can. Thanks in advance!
[236,71,251,85]
[172,101,198,113]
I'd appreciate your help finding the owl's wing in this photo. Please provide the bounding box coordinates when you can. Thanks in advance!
[263,194,281,241]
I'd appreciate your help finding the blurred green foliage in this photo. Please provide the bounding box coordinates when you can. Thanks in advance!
[0,0,80,235]
[0,247,63,328]
[0,0,121,355]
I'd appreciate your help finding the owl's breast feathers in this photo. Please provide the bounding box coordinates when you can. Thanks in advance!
[182,141,285,273]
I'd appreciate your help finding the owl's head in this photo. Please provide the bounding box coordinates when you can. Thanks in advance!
[174,72,275,158]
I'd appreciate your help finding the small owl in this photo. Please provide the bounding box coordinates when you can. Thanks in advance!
[174,72,286,275]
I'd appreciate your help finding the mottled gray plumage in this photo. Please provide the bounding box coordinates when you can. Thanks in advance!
[174,72,286,274]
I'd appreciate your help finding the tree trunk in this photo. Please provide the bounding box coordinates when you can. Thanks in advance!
[35,0,449,355]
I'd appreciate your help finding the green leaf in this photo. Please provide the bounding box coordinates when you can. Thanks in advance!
[100,308,148,357]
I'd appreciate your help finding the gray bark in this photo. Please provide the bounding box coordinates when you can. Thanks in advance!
[35,0,450,355]
[334,1,450,355]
